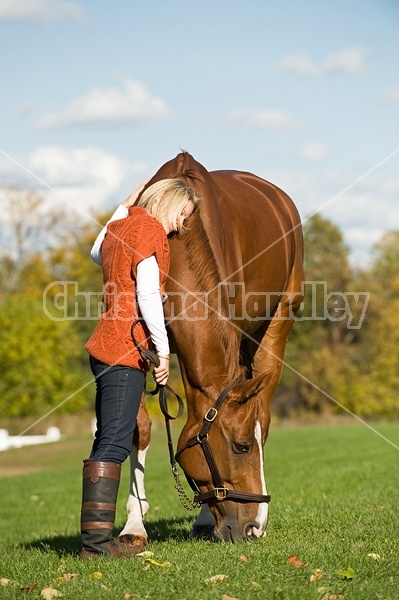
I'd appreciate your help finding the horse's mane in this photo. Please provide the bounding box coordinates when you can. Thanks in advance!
[183,211,240,367]
[155,150,240,375]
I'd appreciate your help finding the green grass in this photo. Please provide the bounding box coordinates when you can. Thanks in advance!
[0,421,398,599]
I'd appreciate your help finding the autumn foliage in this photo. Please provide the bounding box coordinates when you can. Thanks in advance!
[1,189,398,419]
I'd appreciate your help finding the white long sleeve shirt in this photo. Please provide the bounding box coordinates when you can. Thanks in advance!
[91,205,170,356]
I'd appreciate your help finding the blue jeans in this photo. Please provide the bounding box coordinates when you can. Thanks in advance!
[89,355,145,464]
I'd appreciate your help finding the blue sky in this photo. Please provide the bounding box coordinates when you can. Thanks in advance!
[0,0,398,266]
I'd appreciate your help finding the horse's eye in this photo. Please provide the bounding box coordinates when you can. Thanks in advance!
[232,442,251,454]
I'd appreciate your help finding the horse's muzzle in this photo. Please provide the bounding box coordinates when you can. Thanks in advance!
[215,520,264,542]
[244,522,265,540]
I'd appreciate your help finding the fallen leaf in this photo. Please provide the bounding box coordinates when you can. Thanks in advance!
[288,555,303,567]
[142,558,172,568]
[322,595,344,600]
[367,553,380,560]
[88,572,102,580]
[1,578,16,586]
[239,555,248,562]
[205,574,228,584]
[53,574,78,584]
[20,584,38,592]
[221,595,239,600]
[250,582,262,590]
[336,567,354,580]
[135,550,154,558]
[40,585,63,598]
[310,569,324,582]
[99,584,109,590]
[123,594,138,599]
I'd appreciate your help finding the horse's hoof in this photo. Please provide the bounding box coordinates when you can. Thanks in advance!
[189,525,216,540]
[118,534,148,555]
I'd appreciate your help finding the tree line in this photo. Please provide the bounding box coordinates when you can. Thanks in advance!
[1,188,398,420]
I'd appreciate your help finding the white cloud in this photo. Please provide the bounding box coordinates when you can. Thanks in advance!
[381,85,399,104]
[0,156,24,183]
[344,226,384,247]
[277,47,366,77]
[322,189,398,267]
[0,145,152,218]
[323,47,366,75]
[26,146,130,216]
[276,53,320,77]
[0,0,84,22]
[343,227,385,267]
[259,165,398,267]
[29,146,125,189]
[226,109,304,131]
[299,143,330,161]
[36,79,169,129]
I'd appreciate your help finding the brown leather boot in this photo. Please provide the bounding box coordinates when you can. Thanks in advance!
[81,459,133,558]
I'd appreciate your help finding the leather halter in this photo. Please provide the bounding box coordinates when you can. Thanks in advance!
[131,320,270,507]
[175,376,271,505]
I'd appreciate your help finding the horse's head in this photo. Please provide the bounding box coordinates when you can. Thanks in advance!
[176,374,272,542]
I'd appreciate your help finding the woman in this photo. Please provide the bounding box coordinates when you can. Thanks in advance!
[81,178,201,558]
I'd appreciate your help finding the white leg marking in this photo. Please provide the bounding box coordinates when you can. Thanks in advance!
[253,421,269,537]
[119,445,149,540]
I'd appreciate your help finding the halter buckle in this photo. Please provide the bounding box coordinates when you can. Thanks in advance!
[215,487,228,500]
[205,407,218,422]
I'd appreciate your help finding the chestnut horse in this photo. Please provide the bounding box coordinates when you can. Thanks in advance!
[118,152,304,544]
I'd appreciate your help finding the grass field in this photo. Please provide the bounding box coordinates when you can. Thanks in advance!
[0,420,398,599]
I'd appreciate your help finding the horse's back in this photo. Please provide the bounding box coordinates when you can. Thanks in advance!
[208,169,303,295]
[210,169,301,233]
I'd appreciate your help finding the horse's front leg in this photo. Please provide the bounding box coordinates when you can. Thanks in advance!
[119,398,151,550]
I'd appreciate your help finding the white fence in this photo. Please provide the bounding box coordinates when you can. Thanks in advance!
[0,427,62,451]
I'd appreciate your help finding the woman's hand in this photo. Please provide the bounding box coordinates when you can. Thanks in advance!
[153,355,169,386]
[122,179,150,208]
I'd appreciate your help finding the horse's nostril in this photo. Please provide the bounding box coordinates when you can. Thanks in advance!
[244,523,258,540]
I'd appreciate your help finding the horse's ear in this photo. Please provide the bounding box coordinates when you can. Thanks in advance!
[230,374,268,405]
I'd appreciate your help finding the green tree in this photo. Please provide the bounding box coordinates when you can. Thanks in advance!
[278,213,353,415]
[45,210,107,343]
[344,231,399,416]
[0,291,92,417]
[0,187,70,295]
[369,230,399,299]
[0,189,99,418]
[301,213,351,341]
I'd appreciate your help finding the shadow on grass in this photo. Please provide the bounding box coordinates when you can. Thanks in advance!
[24,516,195,557]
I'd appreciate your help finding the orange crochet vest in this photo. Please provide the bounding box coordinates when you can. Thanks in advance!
[85,207,170,370]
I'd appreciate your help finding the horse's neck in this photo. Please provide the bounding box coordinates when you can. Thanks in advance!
[170,296,240,389]
[179,356,240,415]
[167,214,242,391]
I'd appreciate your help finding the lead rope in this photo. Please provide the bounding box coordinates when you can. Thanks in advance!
[159,386,201,511]
[131,320,200,511]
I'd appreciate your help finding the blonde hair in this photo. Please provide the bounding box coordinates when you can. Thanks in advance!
[137,178,201,233]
